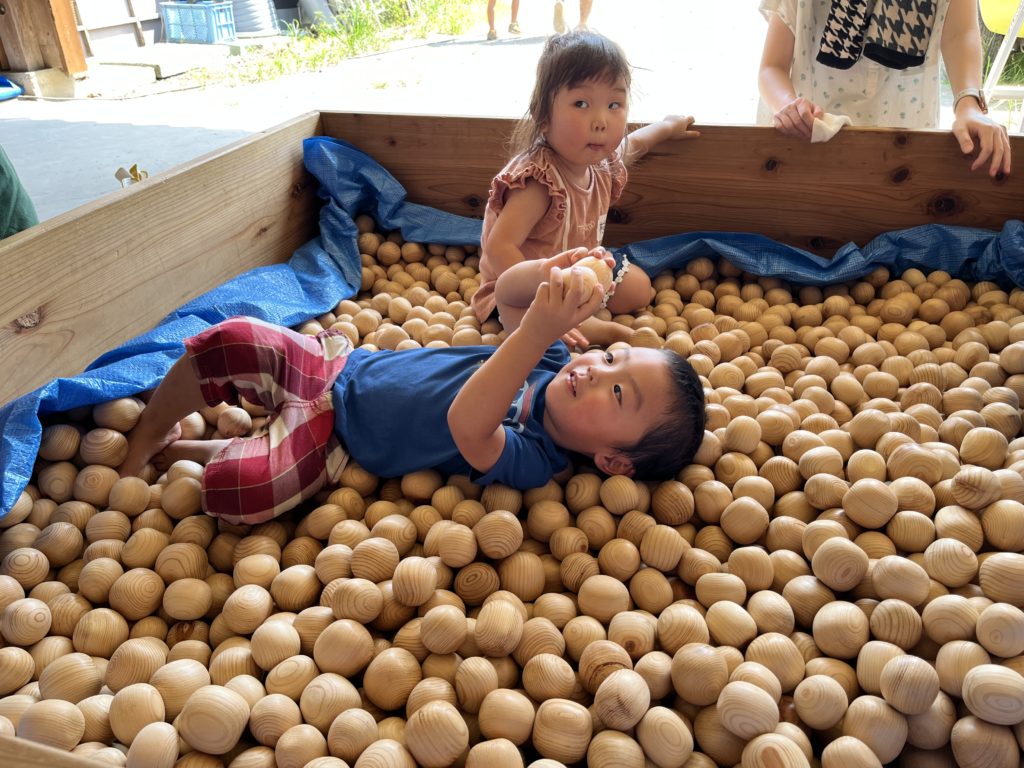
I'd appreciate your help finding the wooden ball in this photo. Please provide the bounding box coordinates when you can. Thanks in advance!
[466,738,524,768]
[363,647,421,710]
[80,429,130,468]
[477,688,535,745]
[78,557,123,605]
[841,695,908,764]
[1,597,51,645]
[812,537,869,592]
[951,716,1020,768]
[177,684,250,754]
[249,693,302,748]
[975,602,1024,657]
[745,633,805,693]
[716,679,779,740]
[392,556,438,608]
[742,732,809,768]
[104,638,166,694]
[879,655,940,716]
[162,577,213,621]
[843,479,898,529]
[149,659,211,720]
[109,682,165,746]
[532,698,592,764]
[0,647,34,695]
[331,578,383,624]
[577,574,630,624]
[36,652,101,703]
[275,723,329,768]
[794,674,848,730]
[73,465,120,507]
[126,721,178,768]
[222,584,274,634]
[38,424,82,462]
[961,663,1024,725]
[328,707,379,763]
[353,738,417,768]
[814,601,870,660]
[93,398,142,432]
[587,730,643,768]
[405,700,469,768]
[577,639,632,694]
[16,698,86,750]
[76,693,115,744]
[33,521,84,568]
[635,706,693,768]
[821,736,883,768]
[671,642,727,706]
[2,547,50,589]
[475,598,524,657]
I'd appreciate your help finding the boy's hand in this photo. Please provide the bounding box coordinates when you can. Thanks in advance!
[664,115,700,140]
[521,267,605,346]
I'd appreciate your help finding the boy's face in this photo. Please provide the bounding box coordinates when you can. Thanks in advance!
[544,347,673,473]
[542,75,629,172]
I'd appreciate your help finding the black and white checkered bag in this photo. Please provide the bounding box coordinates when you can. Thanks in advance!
[816,0,937,71]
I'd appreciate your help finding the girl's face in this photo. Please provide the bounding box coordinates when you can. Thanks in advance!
[541,75,629,172]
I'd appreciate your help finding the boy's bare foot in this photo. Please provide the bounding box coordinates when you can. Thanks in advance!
[118,422,182,479]
[153,439,232,472]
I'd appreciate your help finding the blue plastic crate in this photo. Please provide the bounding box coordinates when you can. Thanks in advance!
[161,2,236,44]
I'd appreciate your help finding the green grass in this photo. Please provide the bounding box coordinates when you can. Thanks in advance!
[187,0,502,88]
[1000,49,1024,85]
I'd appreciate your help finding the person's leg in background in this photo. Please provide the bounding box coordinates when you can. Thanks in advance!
[579,0,593,26]
[553,0,566,33]
[508,0,521,35]
[0,143,39,240]
[487,0,498,39]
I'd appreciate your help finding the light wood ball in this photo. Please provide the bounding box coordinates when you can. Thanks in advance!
[821,736,883,768]
[404,700,469,768]
[177,684,250,754]
[109,682,165,746]
[716,679,780,740]
[478,688,536,745]
[16,698,86,751]
[125,721,179,768]
[532,698,593,764]
[1,596,52,645]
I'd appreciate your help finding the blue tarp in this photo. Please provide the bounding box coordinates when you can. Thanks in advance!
[2,135,1022,517]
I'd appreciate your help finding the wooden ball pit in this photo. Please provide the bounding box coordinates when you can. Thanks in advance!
[8,237,1024,768]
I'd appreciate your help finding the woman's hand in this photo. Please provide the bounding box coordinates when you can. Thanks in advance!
[773,97,824,140]
[953,102,1011,177]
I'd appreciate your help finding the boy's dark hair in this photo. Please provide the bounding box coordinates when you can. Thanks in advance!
[614,351,706,480]
[510,29,633,158]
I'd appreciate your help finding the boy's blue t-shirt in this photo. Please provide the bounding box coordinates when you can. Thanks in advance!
[332,343,570,488]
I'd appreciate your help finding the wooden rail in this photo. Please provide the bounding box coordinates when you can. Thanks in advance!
[320,113,1024,253]
[0,736,103,768]
[0,112,323,406]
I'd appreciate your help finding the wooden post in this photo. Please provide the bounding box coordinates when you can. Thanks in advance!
[0,29,9,70]
[0,0,46,71]
[0,0,85,74]
[28,0,86,75]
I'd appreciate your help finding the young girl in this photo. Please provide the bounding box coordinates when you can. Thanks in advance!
[472,29,700,346]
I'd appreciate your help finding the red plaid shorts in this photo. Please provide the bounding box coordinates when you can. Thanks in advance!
[185,316,352,525]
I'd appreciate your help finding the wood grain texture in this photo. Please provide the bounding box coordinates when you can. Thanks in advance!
[0,735,100,768]
[41,0,87,75]
[319,112,1023,254]
[0,0,45,71]
[0,112,323,406]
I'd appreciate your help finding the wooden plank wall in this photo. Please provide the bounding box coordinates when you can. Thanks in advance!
[319,113,1024,254]
[0,112,323,406]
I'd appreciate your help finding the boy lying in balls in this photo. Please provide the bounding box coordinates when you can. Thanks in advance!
[118,248,705,524]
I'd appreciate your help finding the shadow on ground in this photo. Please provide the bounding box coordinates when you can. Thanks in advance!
[428,35,548,49]
[2,118,252,222]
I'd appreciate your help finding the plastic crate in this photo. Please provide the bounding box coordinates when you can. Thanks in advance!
[161,2,236,44]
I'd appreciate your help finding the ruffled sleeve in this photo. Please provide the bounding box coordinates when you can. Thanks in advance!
[487,146,569,240]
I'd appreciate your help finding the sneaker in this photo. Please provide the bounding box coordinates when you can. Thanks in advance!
[486,29,497,40]
[553,1,566,33]
[508,21,521,35]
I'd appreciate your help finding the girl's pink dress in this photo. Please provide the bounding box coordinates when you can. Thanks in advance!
[472,144,627,323]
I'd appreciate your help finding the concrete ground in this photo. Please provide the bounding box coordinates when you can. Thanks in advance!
[0,0,1008,223]
[1,1,768,222]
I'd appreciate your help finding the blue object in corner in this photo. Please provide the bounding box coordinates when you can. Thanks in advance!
[0,76,25,103]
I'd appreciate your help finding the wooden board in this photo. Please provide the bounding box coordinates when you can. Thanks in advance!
[319,112,1024,254]
[0,736,100,768]
[0,0,46,71]
[41,0,88,75]
[0,112,323,406]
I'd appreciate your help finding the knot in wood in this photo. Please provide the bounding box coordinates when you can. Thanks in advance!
[463,195,482,208]
[764,159,780,172]
[927,194,963,217]
[607,208,627,225]
[890,167,911,184]
[14,309,41,331]
[894,134,909,147]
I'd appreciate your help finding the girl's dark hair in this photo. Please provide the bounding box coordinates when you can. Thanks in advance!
[510,29,632,158]
[613,351,707,481]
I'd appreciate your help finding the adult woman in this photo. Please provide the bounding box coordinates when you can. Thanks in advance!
[757,0,1011,176]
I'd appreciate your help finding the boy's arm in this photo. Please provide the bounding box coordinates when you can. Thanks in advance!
[448,269,604,474]
[623,116,700,163]
[481,178,552,275]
